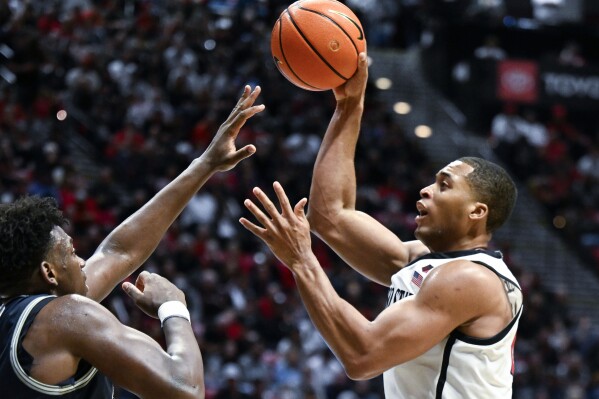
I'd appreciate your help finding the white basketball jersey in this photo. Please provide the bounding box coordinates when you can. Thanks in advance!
[383,249,523,399]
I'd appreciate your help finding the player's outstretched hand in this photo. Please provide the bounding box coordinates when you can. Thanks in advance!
[240,182,315,271]
[202,85,265,172]
[122,271,186,318]
[333,52,368,102]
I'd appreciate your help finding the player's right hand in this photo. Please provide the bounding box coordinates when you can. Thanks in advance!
[333,52,368,102]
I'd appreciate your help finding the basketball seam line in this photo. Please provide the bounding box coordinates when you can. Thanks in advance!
[299,5,363,49]
[288,5,350,82]
[278,12,321,90]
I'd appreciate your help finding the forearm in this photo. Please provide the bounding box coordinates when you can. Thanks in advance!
[291,255,373,379]
[309,98,364,217]
[162,318,205,397]
[308,99,406,284]
[86,158,216,300]
[101,157,214,257]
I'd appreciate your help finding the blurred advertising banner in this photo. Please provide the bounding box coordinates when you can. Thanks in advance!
[497,60,539,103]
[541,67,599,102]
[496,59,599,109]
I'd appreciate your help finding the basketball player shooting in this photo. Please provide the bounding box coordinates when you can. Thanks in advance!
[0,86,264,399]
[240,54,523,398]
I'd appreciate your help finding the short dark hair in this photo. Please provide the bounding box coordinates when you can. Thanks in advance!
[0,196,67,295]
[458,157,517,233]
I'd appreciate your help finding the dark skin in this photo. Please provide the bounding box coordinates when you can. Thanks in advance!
[240,55,513,380]
[14,86,265,398]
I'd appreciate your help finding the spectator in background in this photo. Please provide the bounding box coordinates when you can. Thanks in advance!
[65,51,102,111]
[474,35,507,61]
[1,2,598,398]
[519,108,549,150]
[576,144,599,181]
[490,103,523,161]
[558,41,587,67]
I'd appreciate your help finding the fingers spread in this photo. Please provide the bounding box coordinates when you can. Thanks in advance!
[252,187,281,221]
[239,85,261,111]
[236,85,251,106]
[239,217,267,238]
[227,145,256,167]
[273,181,293,218]
[243,198,273,229]
[225,104,265,137]
[294,197,308,218]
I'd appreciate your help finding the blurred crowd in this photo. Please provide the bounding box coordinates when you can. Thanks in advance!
[1,1,598,398]
[490,102,599,270]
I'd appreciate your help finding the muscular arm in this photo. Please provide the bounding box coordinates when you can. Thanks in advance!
[84,86,264,301]
[29,295,204,399]
[240,187,509,380]
[307,54,427,286]
[84,158,216,301]
[292,259,509,379]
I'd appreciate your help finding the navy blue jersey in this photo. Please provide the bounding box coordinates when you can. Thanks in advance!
[0,295,114,398]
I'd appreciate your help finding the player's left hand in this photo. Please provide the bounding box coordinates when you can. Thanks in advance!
[122,271,187,318]
[240,182,315,271]
[202,85,265,172]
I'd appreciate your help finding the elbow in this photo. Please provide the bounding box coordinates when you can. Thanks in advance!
[337,343,381,381]
[343,357,380,381]
[306,208,322,234]
[171,385,204,399]
[306,205,339,239]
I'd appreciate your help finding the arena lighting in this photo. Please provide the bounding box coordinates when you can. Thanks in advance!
[533,0,563,6]
[415,125,432,138]
[553,215,567,229]
[56,110,67,121]
[375,77,392,90]
[393,102,412,115]
[204,39,216,51]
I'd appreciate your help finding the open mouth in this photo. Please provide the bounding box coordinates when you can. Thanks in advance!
[416,201,428,218]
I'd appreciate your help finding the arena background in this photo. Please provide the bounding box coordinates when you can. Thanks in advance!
[1,0,598,398]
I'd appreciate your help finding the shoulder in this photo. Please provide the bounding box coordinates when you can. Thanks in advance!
[416,259,505,318]
[42,294,103,316]
[36,294,118,337]
[426,258,502,286]
[23,294,119,361]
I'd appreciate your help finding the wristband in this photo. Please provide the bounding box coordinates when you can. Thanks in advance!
[157,301,191,327]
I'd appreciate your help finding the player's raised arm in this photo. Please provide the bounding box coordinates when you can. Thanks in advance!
[83,86,265,302]
[307,54,427,286]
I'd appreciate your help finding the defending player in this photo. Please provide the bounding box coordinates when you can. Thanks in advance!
[0,86,265,399]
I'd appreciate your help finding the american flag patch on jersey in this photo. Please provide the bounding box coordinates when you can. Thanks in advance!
[411,271,423,287]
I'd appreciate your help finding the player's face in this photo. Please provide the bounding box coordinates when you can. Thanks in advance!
[47,226,88,296]
[414,161,479,251]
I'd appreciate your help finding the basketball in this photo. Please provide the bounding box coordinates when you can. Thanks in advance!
[271,0,366,91]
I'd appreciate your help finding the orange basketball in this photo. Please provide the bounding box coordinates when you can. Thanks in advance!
[271,0,366,91]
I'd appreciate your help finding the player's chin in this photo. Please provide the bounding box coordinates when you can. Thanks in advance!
[414,226,435,244]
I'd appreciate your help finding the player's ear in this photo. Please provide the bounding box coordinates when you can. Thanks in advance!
[40,261,59,287]
[469,202,488,221]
